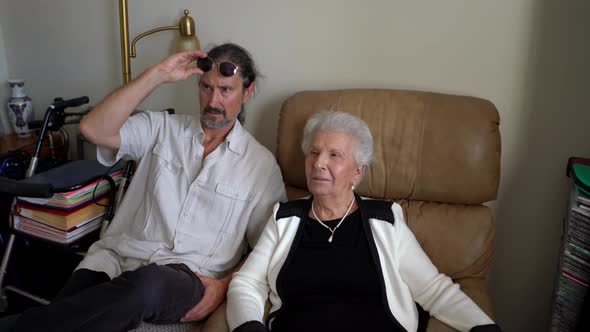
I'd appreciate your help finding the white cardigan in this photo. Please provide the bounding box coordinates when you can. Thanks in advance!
[227,196,495,332]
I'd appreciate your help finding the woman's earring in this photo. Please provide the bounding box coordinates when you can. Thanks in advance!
[351,182,356,191]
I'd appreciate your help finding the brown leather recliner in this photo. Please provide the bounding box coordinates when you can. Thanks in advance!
[275,89,501,332]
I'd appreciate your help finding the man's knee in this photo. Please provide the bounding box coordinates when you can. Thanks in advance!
[114,264,202,309]
[114,265,164,307]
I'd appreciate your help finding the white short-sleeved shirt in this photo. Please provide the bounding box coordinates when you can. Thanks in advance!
[77,111,286,279]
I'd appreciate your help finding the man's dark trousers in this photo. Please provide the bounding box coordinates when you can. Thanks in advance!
[7,263,204,332]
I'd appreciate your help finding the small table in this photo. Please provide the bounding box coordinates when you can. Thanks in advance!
[0,134,39,155]
[0,132,65,160]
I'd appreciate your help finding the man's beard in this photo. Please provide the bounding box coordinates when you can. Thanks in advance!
[201,106,233,129]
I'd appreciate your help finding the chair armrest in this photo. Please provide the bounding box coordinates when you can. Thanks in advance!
[202,299,272,332]
[427,277,494,332]
[201,278,494,332]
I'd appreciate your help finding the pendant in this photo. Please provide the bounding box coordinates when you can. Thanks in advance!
[328,234,333,243]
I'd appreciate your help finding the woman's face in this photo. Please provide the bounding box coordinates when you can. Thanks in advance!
[305,130,364,198]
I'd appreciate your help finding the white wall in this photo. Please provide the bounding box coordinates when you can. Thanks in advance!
[0,21,12,135]
[1,1,589,331]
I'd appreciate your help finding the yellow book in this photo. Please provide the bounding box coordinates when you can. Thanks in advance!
[16,197,108,231]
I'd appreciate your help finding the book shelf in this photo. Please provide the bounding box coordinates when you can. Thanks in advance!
[551,157,590,331]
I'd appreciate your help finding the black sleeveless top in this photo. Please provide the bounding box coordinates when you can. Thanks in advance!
[270,209,402,332]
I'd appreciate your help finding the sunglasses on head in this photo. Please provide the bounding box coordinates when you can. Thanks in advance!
[196,57,239,77]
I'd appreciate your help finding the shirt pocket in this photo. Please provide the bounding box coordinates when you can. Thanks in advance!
[189,182,255,260]
[151,143,182,176]
[214,183,255,234]
[193,182,253,234]
[141,143,186,243]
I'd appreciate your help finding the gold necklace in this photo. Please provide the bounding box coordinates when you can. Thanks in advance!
[311,197,355,243]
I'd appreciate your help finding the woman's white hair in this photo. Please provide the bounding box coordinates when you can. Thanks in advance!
[301,110,374,173]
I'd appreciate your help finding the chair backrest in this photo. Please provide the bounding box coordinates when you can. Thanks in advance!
[276,89,501,280]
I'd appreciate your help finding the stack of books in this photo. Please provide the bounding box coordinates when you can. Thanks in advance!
[551,158,590,331]
[10,160,124,245]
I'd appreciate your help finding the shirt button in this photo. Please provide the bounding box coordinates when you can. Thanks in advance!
[184,213,189,217]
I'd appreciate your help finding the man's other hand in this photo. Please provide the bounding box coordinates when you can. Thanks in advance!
[180,273,229,322]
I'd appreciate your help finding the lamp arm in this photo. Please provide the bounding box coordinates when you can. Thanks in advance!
[130,26,180,58]
[119,0,198,84]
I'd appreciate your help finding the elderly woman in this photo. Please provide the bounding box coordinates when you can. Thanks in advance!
[226,111,501,332]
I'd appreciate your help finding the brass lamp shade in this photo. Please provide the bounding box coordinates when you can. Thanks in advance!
[174,35,201,53]
[176,10,201,52]
[179,10,196,37]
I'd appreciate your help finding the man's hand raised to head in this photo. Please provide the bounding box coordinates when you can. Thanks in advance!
[155,50,208,83]
[80,50,207,150]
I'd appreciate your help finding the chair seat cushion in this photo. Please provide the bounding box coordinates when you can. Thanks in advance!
[130,322,201,332]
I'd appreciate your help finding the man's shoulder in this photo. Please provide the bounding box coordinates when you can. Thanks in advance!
[139,110,192,124]
[140,112,200,139]
[161,112,194,130]
[240,129,276,164]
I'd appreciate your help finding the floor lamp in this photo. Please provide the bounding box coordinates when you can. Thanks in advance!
[118,0,201,84]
